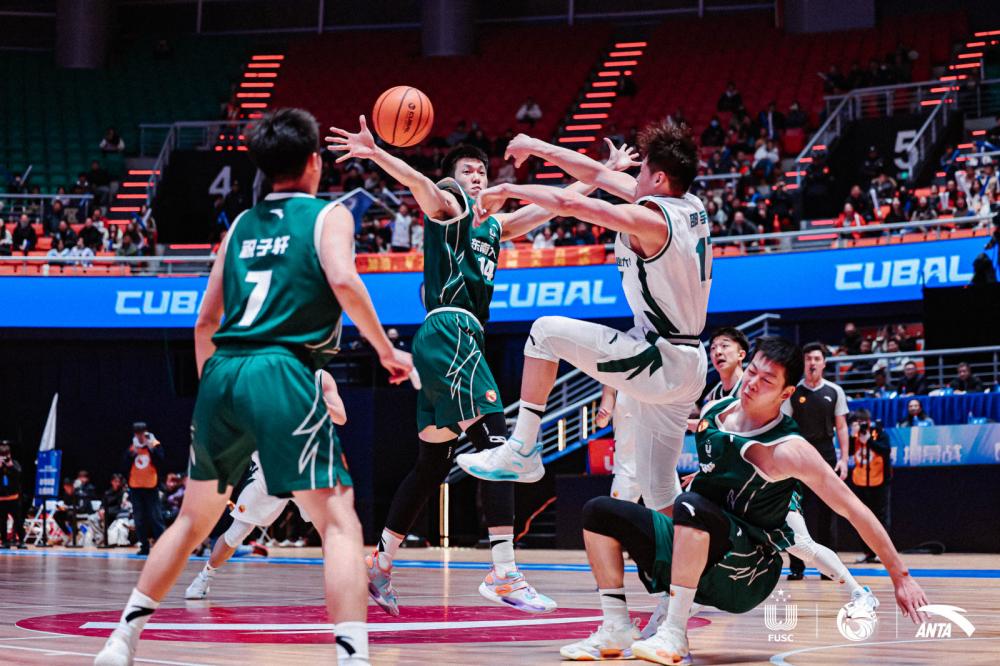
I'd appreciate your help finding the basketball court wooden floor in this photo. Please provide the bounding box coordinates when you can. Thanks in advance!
[1,547,997,665]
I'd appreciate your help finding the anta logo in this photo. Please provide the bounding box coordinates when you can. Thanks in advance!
[492,280,617,309]
[485,390,497,403]
[116,290,203,315]
[834,256,972,291]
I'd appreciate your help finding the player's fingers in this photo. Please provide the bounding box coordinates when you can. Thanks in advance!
[603,137,614,151]
[359,115,369,131]
[325,137,349,145]
[334,153,352,163]
[327,126,350,137]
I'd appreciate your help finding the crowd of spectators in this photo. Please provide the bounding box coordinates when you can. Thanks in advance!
[819,43,920,95]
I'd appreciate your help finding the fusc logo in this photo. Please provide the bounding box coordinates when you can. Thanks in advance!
[764,589,798,642]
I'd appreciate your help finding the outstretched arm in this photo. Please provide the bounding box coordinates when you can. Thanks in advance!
[750,438,928,622]
[505,134,638,201]
[326,115,462,221]
[496,139,640,241]
[479,183,665,249]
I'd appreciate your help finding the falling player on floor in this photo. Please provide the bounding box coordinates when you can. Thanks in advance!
[327,116,640,615]
[458,123,709,519]
[559,338,927,663]
[185,372,346,599]
[95,109,413,666]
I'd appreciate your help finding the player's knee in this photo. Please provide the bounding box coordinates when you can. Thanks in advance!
[582,496,619,535]
[223,519,255,548]
[415,440,456,480]
[466,412,508,451]
[673,492,723,533]
[525,316,567,358]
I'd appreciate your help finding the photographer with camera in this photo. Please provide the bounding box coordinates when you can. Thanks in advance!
[0,442,26,549]
[124,422,165,555]
[850,409,892,563]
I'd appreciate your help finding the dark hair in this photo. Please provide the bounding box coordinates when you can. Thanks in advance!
[442,144,488,179]
[0,443,9,456]
[709,326,749,354]
[753,337,804,388]
[802,341,827,358]
[637,121,698,192]
[850,408,872,423]
[246,108,320,181]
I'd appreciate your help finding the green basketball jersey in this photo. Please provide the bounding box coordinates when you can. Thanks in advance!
[421,179,501,326]
[213,192,343,361]
[690,396,800,548]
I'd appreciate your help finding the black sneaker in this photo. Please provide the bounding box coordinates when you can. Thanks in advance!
[786,571,804,581]
[15,543,26,550]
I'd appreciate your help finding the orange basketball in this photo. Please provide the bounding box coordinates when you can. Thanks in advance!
[372,86,434,148]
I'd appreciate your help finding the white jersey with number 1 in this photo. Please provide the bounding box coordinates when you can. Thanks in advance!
[615,193,712,344]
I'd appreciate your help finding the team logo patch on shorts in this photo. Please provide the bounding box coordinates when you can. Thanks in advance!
[697,419,709,433]
[238,505,246,513]
[798,396,807,403]
[485,390,497,403]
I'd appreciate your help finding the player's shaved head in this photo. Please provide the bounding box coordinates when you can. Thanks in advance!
[638,121,698,193]
[247,108,320,182]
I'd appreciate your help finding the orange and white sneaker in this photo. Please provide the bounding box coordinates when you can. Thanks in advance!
[630,624,691,665]
[560,623,639,660]
[479,568,557,614]
[365,550,400,616]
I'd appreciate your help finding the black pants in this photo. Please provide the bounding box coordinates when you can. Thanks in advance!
[0,498,24,545]
[853,484,891,559]
[131,487,165,550]
[789,457,838,575]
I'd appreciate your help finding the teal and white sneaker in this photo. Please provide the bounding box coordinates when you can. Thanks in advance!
[366,550,400,616]
[455,438,544,483]
[847,585,879,619]
[479,568,556,613]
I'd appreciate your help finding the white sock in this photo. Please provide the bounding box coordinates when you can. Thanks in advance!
[117,588,159,636]
[489,533,516,577]
[335,621,369,661]
[599,587,630,630]
[377,529,403,568]
[510,401,545,453]
[202,563,216,576]
[663,584,695,634]
[810,543,862,594]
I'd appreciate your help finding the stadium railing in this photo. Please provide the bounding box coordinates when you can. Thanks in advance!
[832,345,1000,397]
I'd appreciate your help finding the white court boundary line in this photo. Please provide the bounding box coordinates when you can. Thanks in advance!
[0,643,212,665]
[771,636,1000,664]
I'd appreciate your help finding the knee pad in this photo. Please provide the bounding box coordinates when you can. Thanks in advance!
[524,316,565,362]
[384,440,455,535]
[465,411,508,451]
[582,496,617,534]
[223,518,257,548]
[672,491,731,564]
[415,440,456,481]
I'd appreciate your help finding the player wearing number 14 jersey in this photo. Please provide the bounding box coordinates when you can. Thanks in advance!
[458,122,711,518]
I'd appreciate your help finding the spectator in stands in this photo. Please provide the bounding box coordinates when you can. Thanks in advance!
[574,221,596,246]
[840,322,862,355]
[533,226,555,249]
[896,361,929,395]
[757,101,785,141]
[43,200,67,235]
[786,100,808,129]
[102,473,130,535]
[893,324,917,352]
[410,217,424,252]
[884,199,907,225]
[846,184,873,220]
[553,226,574,247]
[0,224,12,256]
[100,127,125,153]
[849,409,892,563]
[898,399,934,427]
[68,237,95,267]
[872,172,897,204]
[115,232,139,258]
[969,179,992,218]
[6,174,26,194]
[79,217,102,252]
[835,203,865,236]
[124,421,165,555]
[389,204,413,253]
[869,369,894,398]
[47,238,70,264]
[846,61,866,90]
[716,81,742,113]
[844,338,875,387]
[950,362,983,393]
[515,97,543,127]
[446,121,468,147]
[728,210,758,238]
[74,470,97,502]
[88,160,112,207]
[820,65,847,94]
[54,219,78,247]
[705,200,727,229]
[860,146,884,186]
[911,196,937,222]
[54,478,80,541]
[951,194,970,218]
[700,116,725,147]
[752,140,779,180]
[0,442,26,549]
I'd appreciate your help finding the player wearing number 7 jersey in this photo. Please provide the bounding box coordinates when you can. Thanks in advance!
[95,109,412,666]
[458,122,712,518]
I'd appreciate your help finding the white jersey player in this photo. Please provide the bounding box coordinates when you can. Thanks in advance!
[457,123,710,515]
[185,371,344,599]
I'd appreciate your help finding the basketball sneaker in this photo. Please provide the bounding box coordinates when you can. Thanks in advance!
[366,550,400,616]
[560,622,639,660]
[639,598,705,639]
[184,568,214,600]
[630,625,691,665]
[455,438,544,483]
[93,627,138,666]
[478,568,557,613]
[846,585,879,619]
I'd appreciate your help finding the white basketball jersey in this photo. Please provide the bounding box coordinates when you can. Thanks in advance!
[614,193,712,341]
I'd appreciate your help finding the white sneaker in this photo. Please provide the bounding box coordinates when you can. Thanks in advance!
[560,623,638,660]
[184,569,214,600]
[639,599,704,639]
[847,585,879,619]
[455,438,544,483]
[93,628,137,666]
[631,625,691,665]
[479,569,557,613]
